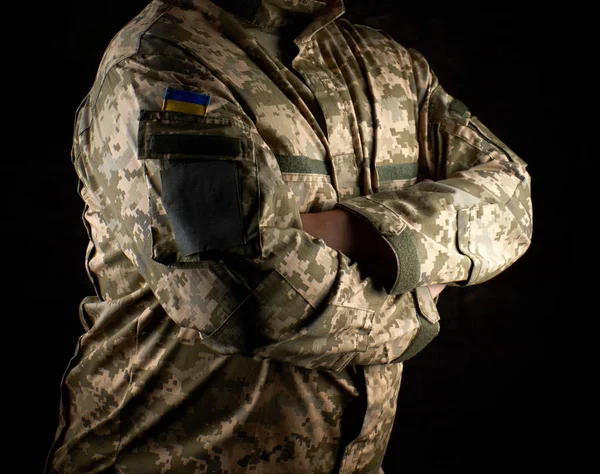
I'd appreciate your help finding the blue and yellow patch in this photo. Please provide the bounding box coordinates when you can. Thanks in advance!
[162,87,211,116]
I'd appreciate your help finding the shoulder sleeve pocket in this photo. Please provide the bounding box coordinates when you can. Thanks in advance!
[138,110,261,265]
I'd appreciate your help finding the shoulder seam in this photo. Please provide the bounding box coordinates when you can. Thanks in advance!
[89,6,171,111]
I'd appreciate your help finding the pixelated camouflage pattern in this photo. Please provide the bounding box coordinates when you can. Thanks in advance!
[46,0,532,472]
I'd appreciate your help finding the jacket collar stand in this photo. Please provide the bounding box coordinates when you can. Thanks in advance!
[210,0,343,36]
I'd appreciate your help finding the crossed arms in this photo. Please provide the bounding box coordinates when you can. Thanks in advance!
[75,34,532,370]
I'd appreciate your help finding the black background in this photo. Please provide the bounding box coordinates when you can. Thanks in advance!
[16,1,586,472]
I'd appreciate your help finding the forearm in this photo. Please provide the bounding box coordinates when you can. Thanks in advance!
[300,209,446,298]
[300,208,396,288]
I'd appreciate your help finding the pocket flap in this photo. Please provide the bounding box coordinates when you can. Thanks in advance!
[137,110,252,162]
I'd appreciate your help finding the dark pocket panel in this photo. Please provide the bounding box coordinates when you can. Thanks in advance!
[161,160,245,255]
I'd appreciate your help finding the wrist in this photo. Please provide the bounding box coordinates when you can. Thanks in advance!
[301,209,354,255]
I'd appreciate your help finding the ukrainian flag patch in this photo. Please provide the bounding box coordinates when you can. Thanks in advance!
[162,87,211,116]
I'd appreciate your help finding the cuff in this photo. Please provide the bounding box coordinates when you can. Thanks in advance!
[397,286,441,362]
[335,196,420,294]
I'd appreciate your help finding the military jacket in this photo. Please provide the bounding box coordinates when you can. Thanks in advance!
[46,0,533,472]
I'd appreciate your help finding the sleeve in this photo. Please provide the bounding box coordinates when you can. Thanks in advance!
[75,47,439,372]
[335,48,533,294]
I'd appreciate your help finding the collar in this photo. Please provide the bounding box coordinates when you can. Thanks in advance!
[166,0,345,41]
[212,0,326,30]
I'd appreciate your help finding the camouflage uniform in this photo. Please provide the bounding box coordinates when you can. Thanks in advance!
[46,0,532,472]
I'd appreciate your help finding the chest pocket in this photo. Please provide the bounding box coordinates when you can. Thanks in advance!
[275,155,339,213]
[375,163,419,192]
[334,22,421,193]
[138,111,261,265]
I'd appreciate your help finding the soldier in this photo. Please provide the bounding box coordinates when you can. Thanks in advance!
[45,0,532,473]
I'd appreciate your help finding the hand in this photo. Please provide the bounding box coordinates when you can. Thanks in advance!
[427,283,446,299]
